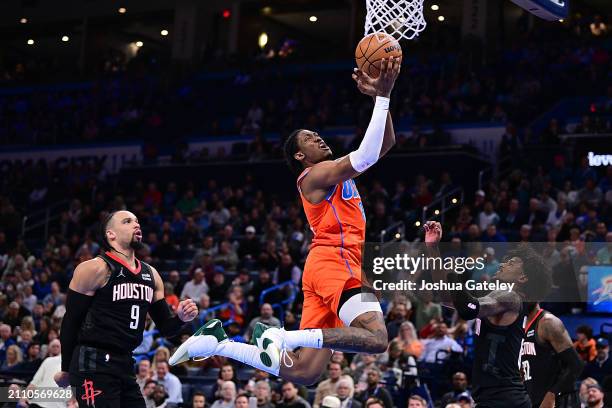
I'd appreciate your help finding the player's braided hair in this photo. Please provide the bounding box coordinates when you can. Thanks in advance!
[506,243,551,301]
[283,129,305,175]
[98,211,117,251]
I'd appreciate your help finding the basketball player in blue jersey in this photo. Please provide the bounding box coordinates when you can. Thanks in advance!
[54,210,199,407]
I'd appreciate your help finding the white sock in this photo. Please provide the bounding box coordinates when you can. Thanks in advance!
[283,329,324,350]
[215,341,280,376]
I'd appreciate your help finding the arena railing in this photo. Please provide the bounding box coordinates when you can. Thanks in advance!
[258,281,297,323]
[421,186,464,225]
[21,199,70,241]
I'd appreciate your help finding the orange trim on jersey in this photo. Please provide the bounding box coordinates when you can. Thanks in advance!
[105,251,142,275]
[524,308,545,333]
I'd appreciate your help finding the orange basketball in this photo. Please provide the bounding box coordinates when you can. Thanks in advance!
[355,32,402,78]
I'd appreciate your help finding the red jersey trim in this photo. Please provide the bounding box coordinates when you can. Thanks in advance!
[104,251,142,275]
[524,308,544,333]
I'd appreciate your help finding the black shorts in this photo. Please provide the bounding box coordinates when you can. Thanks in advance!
[69,345,145,408]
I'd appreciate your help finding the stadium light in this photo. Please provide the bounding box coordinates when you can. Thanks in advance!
[222,9,231,19]
[258,32,268,49]
[395,233,401,239]
[438,15,445,22]
[309,16,318,22]
[415,221,421,227]
[62,36,69,42]
[118,7,127,14]
[451,198,458,204]
[431,4,439,10]
[136,41,143,47]
[161,29,169,36]
[262,6,272,15]
[434,209,440,215]
[20,18,28,24]
[27,39,34,45]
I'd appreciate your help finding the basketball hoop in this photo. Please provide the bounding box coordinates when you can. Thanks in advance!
[364,0,426,40]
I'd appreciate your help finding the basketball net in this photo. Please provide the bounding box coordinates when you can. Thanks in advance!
[364,0,426,40]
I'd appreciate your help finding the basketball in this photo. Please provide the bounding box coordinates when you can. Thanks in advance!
[355,32,402,78]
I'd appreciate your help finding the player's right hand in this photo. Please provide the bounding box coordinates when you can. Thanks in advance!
[374,56,401,98]
[54,371,70,388]
[424,221,442,244]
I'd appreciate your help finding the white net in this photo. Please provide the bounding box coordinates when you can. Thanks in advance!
[364,0,426,40]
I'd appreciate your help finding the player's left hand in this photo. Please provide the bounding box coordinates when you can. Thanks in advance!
[539,392,555,408]
[424,221,442,244]
[177,299,198,322]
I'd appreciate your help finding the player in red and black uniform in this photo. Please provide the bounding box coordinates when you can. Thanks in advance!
[427,224,553,408]
[520,303,584,408]
[54,210,199,407]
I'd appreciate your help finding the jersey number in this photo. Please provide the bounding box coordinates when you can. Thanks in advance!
[130,305,140,329]
[521,360,532,381]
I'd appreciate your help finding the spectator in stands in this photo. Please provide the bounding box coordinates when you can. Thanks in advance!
[164,282,180,312]
[575,325,598,362]
[584,384,605,408]
[320,396,341,408]
[356,369,393,408]
[1,344,22,370]
[395,321,423,359]
[439,372,470,407]
[478,202,499,231]
[456,392,474,408]
[407,395,427,408]
[211,381,237,408]
[210,270,231,304]
[136,359,152,390]
[212,363,242,399]
[254,380,274,408]
[191,391,206,408]
[152,360,183,405]
[386,301,411,341]
[26,338,61,406]
[17,341,42,372]
[181,268,209,300]
[364,398,384,408]
[582,338,611,383]
[142,380,158,408]
[152,383,169,408]
[233,394,249,408]
[419,322,463,363]
[238,226,261,262]
[335,377,360,408]
[244,303,281,342]
[277,381,311,408]
[579,378,598,407]
[0,323,15,364]
[313,362,350,408]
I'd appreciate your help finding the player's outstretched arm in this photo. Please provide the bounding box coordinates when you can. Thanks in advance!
[303,58,400,191]
[149,266,198,337]
[537,314,584,407]
[55,258,109,387]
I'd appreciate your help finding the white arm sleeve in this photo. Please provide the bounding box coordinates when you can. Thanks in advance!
[348,96,389,172]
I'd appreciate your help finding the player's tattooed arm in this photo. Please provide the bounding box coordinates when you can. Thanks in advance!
[538,313,585,402]
[538,314,573,352]
[69,258,110,295]
[477,290,522,318]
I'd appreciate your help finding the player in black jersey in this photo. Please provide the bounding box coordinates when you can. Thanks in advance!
[520,303,583,408]
[54,210,199,407]
[425,222,552,408]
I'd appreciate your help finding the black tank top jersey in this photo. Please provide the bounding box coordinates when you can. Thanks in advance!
[77,252,156,354]
[521,309,562,406]
[472,304,530,404]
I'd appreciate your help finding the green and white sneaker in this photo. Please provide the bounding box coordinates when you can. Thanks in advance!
[251,322,284,369]
[169,319,228,366]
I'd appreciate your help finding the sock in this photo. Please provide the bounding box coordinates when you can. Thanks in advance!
[283,329,324,350]
[215,341,280,376]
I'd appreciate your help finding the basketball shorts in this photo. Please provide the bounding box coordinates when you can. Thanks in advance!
[300,245,382,329]
[69,345,145,408]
